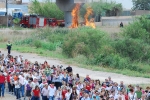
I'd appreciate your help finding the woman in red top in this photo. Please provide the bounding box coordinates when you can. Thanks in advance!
[62,86,67,100]
[32,86,40,100]
[7,72,11,92]
[86,82,91,92]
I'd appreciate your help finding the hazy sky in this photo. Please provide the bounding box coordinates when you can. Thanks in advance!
[22,0,133,9]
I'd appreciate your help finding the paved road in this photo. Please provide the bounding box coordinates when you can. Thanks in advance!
[1,49,150,85]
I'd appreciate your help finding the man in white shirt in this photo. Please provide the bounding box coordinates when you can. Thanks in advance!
[18,72,25,97]
[48,82,56,100]
[31,78,39,89]
[81,93,90,100]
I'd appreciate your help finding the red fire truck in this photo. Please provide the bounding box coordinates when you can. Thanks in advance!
[20,14,65,28]
[48,18,65,27]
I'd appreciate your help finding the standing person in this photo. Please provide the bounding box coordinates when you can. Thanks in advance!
[128,89,137,100]
[32,86,40,100]
[8,19,12,27]
[19,72,25,98]
[7,72,11,93]
[41,84,49,100]
[65,89,71,100]
[0,71,5,97]
[26,80,32,100]
[14,78,21,100]
[48,82,56,100]
[7,41,12,54]
[55,87,62,100]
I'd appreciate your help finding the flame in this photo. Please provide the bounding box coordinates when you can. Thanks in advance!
[70,4,81,28]
[84,7,96,28]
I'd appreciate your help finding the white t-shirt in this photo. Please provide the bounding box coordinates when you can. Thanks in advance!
[19,75,25,85]
[41,88,49,96]
[65,92,71,100]
[14,81,20,88]
[128,93,137,100]
[48,86,56,96]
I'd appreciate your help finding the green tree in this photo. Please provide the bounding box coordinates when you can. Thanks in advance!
[80,1,123,18]
[132,0,150,10]
[29,0,64,19]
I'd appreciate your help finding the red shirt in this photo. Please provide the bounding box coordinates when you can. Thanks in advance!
[7,75,10,82]
[86,85,91,91]
[0,75,5,84]
[62,90,67,99]
[33,89,40,97]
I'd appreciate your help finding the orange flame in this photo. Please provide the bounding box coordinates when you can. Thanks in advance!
[84,7,96,28]
[70,4,81,28]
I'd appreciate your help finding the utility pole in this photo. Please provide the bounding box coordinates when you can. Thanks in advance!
[6,0,8,27]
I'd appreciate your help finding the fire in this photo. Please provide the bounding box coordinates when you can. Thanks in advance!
[84,7,96,28]
[70,4,81,28]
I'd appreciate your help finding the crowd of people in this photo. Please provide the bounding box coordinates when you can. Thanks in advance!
[0,50,150,100]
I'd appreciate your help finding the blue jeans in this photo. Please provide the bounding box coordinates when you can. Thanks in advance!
[33,96,40,100]
[49,96,55,100]
[15,88,21,99]
[20,85,25,97]
[0,83,4,97]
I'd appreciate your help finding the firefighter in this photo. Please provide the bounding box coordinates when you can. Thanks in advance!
[7,41,12,54]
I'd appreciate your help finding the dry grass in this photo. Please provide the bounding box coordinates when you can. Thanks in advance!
[0,28,34,42]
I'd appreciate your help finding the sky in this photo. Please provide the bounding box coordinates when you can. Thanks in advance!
[22,0,133,9]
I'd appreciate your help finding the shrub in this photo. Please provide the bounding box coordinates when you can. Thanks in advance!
[62,27,108,57]
[122,16,150,44]
[41,42,59,51]
[34,40,42,48]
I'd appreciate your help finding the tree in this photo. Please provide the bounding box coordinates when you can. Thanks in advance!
[29,0,64,19]
[132,0,150,10]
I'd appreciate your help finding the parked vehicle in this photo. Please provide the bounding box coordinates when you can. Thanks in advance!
[0,8,23,19]
[20,14,47,28]
[20,15,65,28]
[48,18,65,27]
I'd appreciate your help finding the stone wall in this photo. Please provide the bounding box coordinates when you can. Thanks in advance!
[0,16,12,26]
[101,16,133,26]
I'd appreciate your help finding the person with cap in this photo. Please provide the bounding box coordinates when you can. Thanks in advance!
[0,71,5,97]
[6,41,12,54]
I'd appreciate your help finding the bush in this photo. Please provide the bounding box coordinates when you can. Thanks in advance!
[34,40,42,48]
[122,16,150,44]
[62,27,108,57]
[41,42,56,51]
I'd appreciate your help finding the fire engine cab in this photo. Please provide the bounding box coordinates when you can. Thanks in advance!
[20,14,48,28]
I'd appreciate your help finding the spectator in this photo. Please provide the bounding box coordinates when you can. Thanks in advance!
[32,85,40,100]
[0,71,5,97]
[66,65,72,74]
[14,78,21,100]
[48,82,56,100]
[128,88,137,100]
